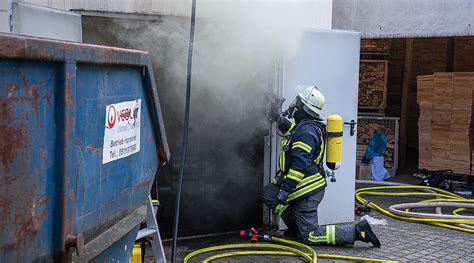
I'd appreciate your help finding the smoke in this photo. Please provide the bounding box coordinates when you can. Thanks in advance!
[83,0,324,236]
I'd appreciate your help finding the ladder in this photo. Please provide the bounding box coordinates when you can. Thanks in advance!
[135,194,166,263]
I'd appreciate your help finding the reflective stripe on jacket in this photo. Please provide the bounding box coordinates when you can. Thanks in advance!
[278,120,327,202]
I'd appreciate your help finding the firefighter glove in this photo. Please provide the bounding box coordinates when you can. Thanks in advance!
[277,189,290,204]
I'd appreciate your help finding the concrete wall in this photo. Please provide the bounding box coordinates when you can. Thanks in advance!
[0,1,11,33]
[333,0,474,38]
[20,0,333,28]
[21,0,163,14]
[12,1,81,41]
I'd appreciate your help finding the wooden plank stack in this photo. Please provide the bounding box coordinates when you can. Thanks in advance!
[361,39,391,54]
[432,73,453,171]
[417,72,474,177]
[359,60,388,110]
[417,75,434,168]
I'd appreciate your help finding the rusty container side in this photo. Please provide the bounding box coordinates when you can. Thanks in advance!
[0,34,169,262]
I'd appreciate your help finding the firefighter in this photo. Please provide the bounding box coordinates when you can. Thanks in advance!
[263,85,381,247]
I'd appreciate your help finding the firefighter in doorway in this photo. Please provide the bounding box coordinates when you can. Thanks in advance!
[263,85,381,247]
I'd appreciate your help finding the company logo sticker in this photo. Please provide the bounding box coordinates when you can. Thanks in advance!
[102,99,141,164]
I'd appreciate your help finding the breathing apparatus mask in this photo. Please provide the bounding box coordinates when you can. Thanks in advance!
[275,97,305,136]
[283,96,303,119]
[265,91,314,136]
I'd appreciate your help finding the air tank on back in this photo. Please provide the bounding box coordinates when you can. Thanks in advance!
[326,114,343,171]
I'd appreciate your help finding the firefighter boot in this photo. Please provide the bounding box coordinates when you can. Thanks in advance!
[355,219,381,247]
[283,228,299,238]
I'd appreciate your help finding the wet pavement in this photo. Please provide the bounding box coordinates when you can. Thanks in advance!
[146,179,474,262]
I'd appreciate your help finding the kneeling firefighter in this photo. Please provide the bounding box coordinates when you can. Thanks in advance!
[263,85,381,247]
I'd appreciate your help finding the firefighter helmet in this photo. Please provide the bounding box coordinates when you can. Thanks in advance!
[297,85,325,118]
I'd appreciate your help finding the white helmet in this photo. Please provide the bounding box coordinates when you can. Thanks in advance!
[297,85,325,118]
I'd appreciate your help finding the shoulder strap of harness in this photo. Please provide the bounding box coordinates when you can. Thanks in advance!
[286,120,327,175]
[287,119,326,144]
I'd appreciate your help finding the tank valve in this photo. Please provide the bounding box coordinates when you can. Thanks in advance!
[325,170,337,183]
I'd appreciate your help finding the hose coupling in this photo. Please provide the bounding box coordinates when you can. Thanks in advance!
[240,228,272,242]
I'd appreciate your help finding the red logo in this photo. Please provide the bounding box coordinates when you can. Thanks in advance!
[107,105,116,128]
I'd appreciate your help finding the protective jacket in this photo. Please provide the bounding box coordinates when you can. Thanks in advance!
[274,119,327,202]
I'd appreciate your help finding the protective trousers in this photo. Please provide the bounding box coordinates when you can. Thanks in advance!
[262,183,354,246]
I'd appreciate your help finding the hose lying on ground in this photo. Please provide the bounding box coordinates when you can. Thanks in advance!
[183,236,396,263]
[355,184,474,233]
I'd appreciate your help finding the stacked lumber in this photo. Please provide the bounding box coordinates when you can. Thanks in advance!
[416,75,434,104]
[361,39,391,54]
[453,37,474,175]
[417,75,434,168]
[357,123,395,168]
[359,61,388,109]
[417,72,474,176]
[431,73,453,171]
[449,73,474,175]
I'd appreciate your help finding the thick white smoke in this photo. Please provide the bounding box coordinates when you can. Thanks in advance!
[87,0,332,236]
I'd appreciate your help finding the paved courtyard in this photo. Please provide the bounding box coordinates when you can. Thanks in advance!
[154,182,474,262]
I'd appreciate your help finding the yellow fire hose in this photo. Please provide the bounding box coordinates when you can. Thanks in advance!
[183,236,396,262]
[355,185,474,233]
[184,184,473,262]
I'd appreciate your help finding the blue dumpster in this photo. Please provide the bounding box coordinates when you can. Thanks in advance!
[0,34,169,262]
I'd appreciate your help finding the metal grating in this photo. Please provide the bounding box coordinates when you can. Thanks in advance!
[357,116,400,172]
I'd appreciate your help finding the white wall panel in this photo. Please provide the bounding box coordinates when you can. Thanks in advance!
[18,0,332,28]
